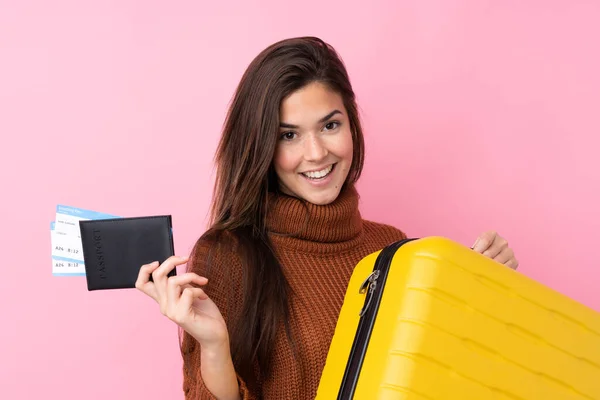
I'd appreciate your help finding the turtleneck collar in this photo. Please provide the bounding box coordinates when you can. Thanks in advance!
[266,184,363,254]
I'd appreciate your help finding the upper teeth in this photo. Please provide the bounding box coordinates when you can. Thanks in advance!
[303,165,333,179]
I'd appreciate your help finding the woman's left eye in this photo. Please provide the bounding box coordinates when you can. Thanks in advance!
[324,121,339,131]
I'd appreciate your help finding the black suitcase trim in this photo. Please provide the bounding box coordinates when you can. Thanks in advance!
[336,238,418,399]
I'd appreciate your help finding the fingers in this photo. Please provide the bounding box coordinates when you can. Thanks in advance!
[136,256,189,304]
[151,256,189,282]
[136,256,216,333]
[472,231,508,258]
[472,231,518,269]
[166,273,209,316]
[135,261,160,300]
[501,249,519,270]
[173,287,209,325]
[483,236,508,260]
[494,246,513,263]
[472,231,497,253]
[505,257,519,270]
[151,256,189,312]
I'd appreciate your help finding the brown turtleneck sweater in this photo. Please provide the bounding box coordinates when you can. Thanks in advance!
[182,185,406,399]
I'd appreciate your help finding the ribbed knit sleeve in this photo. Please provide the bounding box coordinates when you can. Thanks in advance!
[181,233,259,400]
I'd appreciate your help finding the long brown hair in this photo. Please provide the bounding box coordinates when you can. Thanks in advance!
[183,36,365,392]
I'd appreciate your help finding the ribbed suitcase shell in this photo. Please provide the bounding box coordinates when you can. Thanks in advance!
[316,237,600,399]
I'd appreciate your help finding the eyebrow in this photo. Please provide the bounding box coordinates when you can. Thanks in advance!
[279,109,342,129]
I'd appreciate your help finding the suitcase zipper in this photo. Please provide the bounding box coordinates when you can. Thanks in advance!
[337,238,416,400]
[358,270,379,317]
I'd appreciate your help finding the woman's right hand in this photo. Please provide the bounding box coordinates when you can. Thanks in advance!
[137,256,242,399]
[135,256,229,349]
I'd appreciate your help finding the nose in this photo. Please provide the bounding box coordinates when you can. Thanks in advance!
[303,133,328,162]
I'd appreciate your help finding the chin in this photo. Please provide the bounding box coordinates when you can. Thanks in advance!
[301,187,343,206]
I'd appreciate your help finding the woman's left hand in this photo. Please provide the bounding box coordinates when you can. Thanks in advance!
[472,231,519,270]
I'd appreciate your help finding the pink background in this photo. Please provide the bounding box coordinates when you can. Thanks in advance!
[1,1,599,399]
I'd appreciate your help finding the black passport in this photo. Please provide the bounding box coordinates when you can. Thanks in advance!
[79,215,176,291]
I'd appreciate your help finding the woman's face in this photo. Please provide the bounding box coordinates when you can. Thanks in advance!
[273,82,354,205]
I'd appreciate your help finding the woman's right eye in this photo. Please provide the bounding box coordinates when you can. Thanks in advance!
[280,132,296,140]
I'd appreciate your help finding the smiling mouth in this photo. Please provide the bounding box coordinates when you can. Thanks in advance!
[301,164,336,180]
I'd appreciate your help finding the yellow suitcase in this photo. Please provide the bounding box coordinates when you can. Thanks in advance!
[316,236,600,399]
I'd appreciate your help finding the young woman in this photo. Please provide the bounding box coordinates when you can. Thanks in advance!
[135,36,518,399]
